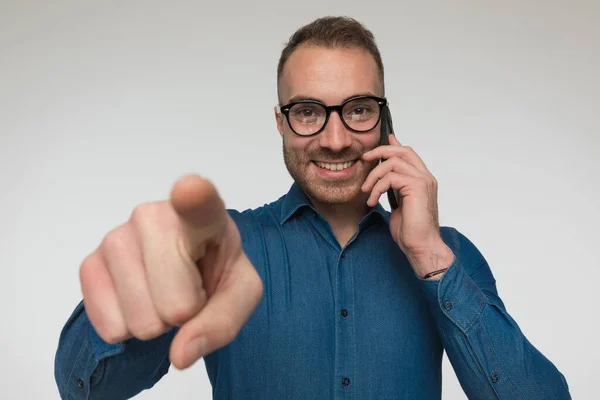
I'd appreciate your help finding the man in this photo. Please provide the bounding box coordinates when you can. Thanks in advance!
[54,16,570,399]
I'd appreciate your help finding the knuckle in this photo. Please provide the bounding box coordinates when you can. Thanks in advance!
[130,202,159,226]
[100,328,129,344]
[79,253,97,283]
[244,273,264,309]
[424,175,434,187]
[101,226,130,253]
[253,276,264,301]
[96,325,127,344]
[128,318,166,340]
[389,156,402,166]
[158,297,202,325]
[88,310,129,344]
[220,315,241,343]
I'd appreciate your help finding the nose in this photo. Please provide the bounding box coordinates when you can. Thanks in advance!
[318,111,352,152]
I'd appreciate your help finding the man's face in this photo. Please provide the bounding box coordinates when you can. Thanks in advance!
[276,45,383,206]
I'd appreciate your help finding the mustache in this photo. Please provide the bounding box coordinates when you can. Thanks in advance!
[307,147,366,162]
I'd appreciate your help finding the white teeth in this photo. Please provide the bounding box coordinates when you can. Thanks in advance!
[315,160,355,171]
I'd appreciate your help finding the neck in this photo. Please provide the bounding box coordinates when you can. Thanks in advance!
[310,193,371,247]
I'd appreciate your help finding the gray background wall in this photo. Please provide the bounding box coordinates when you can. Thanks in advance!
[1,0,598,398]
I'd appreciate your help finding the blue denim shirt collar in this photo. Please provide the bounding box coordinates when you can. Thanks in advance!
[280,181,389,226]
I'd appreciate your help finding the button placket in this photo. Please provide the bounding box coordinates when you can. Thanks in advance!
[334,242,355,398]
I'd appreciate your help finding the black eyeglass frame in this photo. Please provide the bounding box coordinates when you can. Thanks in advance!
[277,95,388,137]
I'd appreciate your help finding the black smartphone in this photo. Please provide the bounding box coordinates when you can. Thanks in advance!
[379,105,400,210]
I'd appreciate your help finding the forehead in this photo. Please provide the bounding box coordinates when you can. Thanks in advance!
[280,44,382,105]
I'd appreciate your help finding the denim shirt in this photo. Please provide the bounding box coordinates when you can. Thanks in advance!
[54,182,571,399]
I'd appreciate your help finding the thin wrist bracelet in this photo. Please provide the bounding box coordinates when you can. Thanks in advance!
[423,268,448,279]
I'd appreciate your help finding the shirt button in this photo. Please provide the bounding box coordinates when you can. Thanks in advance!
[491,372,499,383]
[76,378,84,389]
[443,301,453,311]
[342,377,351,386]
[341,309,348,318]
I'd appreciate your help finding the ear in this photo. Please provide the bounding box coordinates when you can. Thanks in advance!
[274,106,284,137]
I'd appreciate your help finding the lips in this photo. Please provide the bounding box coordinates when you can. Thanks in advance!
[313,159,358,171]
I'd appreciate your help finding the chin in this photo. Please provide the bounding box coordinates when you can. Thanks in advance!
[289,167,367,206]
[305,181,363,205]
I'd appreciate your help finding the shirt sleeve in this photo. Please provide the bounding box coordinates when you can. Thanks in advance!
[417,227,571,400]
[54,300,176,399]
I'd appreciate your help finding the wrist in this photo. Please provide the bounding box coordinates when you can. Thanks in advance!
[407,239,455,279]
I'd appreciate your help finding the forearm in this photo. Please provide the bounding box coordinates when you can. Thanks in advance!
[55,300,176,400]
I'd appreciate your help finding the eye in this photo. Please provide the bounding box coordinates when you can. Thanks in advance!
[345,104,375,120]
[350,106,368,115]
[296,108,315,117]
[290,104,324,124]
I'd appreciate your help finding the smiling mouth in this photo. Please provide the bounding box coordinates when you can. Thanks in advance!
[313,159,358,171]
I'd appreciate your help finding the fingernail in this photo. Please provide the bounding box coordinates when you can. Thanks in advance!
[185,336,207,363]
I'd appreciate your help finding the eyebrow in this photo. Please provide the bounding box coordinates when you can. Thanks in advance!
[286,91,379,105]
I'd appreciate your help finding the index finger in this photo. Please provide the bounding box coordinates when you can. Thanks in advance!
[363,135,430,174]
[170,174,229,261]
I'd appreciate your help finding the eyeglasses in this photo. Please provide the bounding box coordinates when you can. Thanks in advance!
[277,95,388,137]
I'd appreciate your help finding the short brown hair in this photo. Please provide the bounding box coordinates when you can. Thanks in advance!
[277,16,385,103]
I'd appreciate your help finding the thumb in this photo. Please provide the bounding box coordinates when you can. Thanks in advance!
[169,249,263,369]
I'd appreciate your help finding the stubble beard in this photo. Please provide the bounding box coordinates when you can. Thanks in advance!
[283,142,379,206]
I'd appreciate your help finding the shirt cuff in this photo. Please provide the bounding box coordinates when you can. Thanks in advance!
[56,300,126,399]
[88,321,126,360]
[417,255,488,334]
[72,300,126,360]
